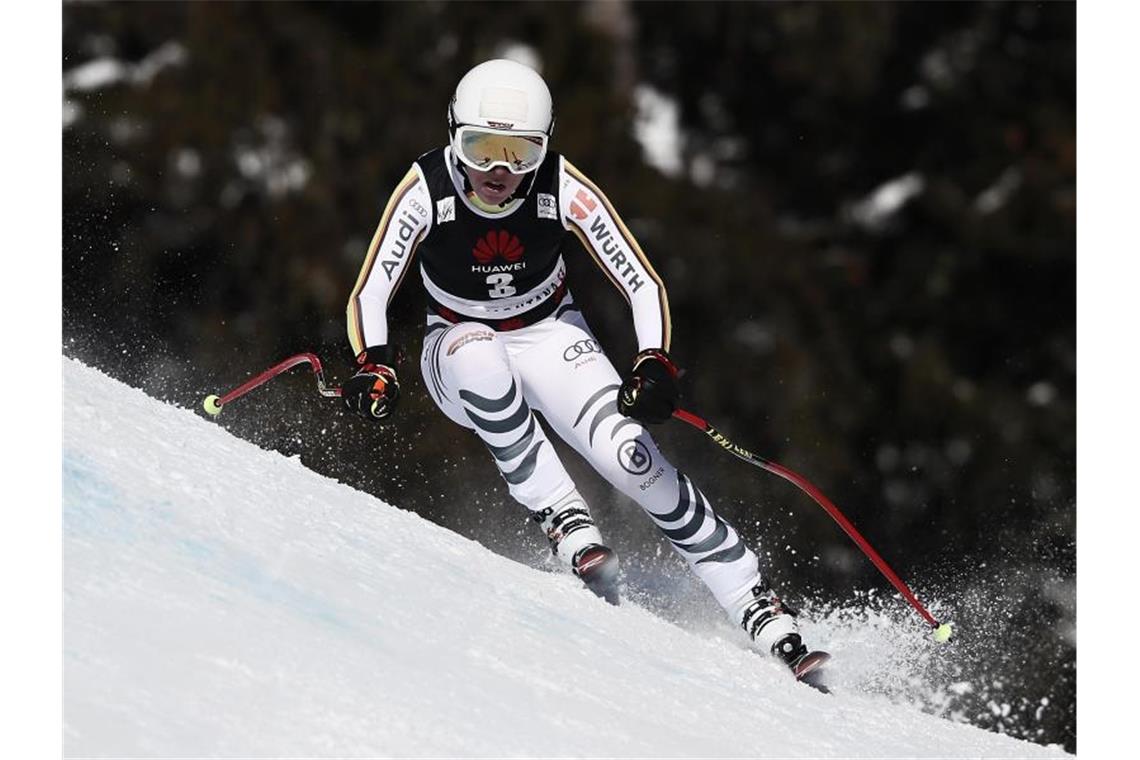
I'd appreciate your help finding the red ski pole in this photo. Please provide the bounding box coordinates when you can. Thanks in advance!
[672,407,952,642]
[202,352,341,416]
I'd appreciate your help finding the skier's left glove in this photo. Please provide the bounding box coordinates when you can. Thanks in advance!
[618,349,680,425]
[343,345,401,421]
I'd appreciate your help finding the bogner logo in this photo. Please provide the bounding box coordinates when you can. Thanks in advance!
[639,466,665,491]
[537,193,557,220]
[473,229,525,264]
[618,438,653,476]
[436,196,455,223]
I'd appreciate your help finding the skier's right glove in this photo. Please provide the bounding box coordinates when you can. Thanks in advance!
[618,349,680,425]
[343,345,401,421]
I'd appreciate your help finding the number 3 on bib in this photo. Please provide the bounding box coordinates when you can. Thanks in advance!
[486,273,517,298]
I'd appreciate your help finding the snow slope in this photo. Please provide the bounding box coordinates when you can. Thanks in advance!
[63,357,1068,758]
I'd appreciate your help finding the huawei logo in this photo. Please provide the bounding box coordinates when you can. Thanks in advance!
[473,230,525,264]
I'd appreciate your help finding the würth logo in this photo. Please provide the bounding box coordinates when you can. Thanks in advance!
[473,230,525,264]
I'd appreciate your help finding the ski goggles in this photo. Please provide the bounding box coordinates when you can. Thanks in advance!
[453,125,548,174]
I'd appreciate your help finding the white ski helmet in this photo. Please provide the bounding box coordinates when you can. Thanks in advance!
[448,59,554,174]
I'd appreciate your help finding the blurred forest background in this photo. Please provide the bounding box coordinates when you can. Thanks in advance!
[62,1,1075,751]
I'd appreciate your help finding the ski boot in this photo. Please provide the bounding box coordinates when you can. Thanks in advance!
[772,632,830,692]
[533,491,620,605]
[738,583,830,691]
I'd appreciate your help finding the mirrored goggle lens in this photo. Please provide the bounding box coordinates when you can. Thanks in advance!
[457,129,547,173]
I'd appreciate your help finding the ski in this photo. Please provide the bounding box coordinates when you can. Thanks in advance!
[790,650,831,694]
[573,545,621,606]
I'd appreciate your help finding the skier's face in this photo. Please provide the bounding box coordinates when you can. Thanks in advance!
[465,165,526,206]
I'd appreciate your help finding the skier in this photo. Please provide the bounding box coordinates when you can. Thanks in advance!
[343,59,827,683]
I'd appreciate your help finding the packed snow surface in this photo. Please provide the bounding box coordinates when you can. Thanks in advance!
[63,357,1068,757]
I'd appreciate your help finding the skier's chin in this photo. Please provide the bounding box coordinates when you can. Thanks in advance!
[476,184,511,204]
[465,166,522,205]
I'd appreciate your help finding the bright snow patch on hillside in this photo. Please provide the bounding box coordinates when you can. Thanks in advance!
[63,357,1068,757]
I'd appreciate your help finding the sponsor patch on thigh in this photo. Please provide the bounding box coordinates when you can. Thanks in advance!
[447,330,495,356]
[562,339,603,369]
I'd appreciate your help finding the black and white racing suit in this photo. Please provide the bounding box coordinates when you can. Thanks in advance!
[347,147,796,649]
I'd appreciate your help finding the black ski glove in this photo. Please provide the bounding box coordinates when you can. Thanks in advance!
[343,345,401,421]
[618,349,680,424]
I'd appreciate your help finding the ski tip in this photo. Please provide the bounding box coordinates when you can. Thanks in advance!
[574,545,621,606]
[793,650,831,680]
[933,622,953,643]
[794,652,832,694]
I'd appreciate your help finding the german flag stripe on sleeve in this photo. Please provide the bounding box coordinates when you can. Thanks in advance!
[346,169,421,354]
[562,159,672,351]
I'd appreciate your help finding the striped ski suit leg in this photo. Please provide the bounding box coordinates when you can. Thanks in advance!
[419,319,577,511]
[645,468,796,650]
[512,313,786,629]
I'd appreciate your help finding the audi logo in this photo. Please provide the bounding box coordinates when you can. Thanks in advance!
[562,340,602,361]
